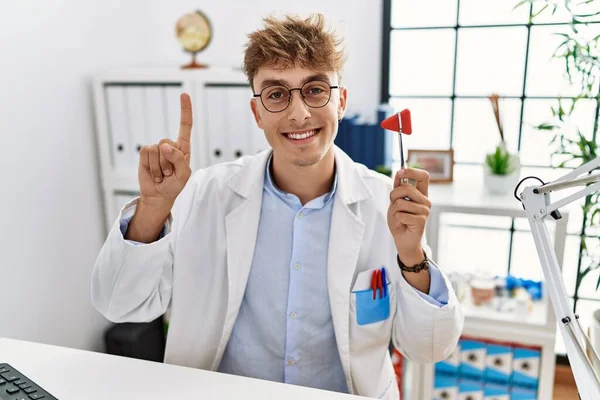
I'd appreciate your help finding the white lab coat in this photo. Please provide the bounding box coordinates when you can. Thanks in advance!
[91,146,464,400]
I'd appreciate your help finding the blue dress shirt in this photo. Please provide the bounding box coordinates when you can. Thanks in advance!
[119,155,449,393]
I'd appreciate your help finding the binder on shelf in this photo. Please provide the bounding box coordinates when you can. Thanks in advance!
[376,104,395,169]
[334,106,395,171]
[105,86,135,170]
[347,116,362,163]
[164,85,183,142]
[226,87,251,160]
[336,114,359,161]
[361,122,374,170]
[125,86,149,160]
[204,87,230,165]
[244,91,269,156]
[144,86,168,145]
[367,116,382,170]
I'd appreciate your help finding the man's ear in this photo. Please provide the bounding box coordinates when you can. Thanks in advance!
[337,86,348,122]
[250,98,263,129]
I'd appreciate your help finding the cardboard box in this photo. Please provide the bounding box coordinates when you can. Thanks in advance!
[460,339,487,381]
[509,386,537,400]
[436,343,461,376]
[511,347,540,390]
[459,379,484,400]
[485,343,513,385]
[483,383,509,400]
[433,374,458,400]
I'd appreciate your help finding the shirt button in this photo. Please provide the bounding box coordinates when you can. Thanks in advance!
[297,212,303,219]
[290,312,297,319]
[288,359,295,366]
[294,263,300,270]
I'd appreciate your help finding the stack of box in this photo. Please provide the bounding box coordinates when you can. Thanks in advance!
[510,347,540,399]
[432,336,541,400]
[433,343,461,399]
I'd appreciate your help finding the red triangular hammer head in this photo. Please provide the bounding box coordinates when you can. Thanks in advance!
[381,109,412,134]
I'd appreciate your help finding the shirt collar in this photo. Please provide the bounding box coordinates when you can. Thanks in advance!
[264,153,338,209]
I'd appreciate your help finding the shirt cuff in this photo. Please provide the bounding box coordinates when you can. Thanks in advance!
[119,216,169,245]
[119,216,142,245]
[119,197,169,246]
[413,263,449,307]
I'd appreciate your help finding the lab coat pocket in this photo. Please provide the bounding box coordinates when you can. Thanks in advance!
[350,268,395,353]
[355,288,390,325]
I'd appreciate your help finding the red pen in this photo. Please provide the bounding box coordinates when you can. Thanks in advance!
[371,270,378,300]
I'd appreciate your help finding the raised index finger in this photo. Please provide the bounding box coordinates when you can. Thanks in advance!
[177,93,193,155]
[394,168,430,197]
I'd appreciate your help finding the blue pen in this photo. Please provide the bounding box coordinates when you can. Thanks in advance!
[381,267,387,298]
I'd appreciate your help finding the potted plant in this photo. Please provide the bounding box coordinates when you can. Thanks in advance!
[483,93,520,195]
[374,165,392,177]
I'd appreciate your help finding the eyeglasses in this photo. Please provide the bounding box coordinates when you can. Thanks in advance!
[253,80,340,113]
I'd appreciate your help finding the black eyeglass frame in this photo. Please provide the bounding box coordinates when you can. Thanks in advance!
[253,81,340,113]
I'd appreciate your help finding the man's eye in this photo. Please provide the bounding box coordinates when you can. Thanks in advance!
[269,92,284,99]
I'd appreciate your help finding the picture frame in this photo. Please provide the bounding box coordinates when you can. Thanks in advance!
[406,149,454,183]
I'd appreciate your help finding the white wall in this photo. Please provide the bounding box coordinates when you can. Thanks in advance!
[0,1,151,352]
[144,0,383,119]
[0,1,382,352]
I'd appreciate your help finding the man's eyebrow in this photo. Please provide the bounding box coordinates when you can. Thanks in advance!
[259,78,291,90]
[258,74,333,91]
[301,73,332,85]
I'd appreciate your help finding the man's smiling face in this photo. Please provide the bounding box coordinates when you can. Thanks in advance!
[250,65,347,167]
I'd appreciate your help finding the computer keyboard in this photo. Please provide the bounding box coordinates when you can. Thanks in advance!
[0,364,58,400]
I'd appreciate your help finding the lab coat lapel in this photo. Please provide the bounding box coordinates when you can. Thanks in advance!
[328,147,372,392]
[213,150,270,368]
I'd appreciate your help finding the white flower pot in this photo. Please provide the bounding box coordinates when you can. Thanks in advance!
[483,154,521,196]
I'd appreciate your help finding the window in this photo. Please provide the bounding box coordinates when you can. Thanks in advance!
[382,0,600,358]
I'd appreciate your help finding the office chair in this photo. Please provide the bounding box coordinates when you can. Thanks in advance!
[104,316,166,362]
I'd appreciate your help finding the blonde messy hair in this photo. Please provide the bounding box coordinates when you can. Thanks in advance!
[243,13,347,91]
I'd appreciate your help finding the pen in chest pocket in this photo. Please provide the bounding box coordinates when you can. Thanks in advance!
[371,268,387,300]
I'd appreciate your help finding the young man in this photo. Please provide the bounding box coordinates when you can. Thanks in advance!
[92,13,463,399]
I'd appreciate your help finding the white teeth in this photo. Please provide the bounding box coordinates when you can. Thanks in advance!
[287,130,317,140]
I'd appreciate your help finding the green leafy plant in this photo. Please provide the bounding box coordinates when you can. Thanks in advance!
[485,145,517,175]
[514,0,600,289]
[374,165,392,177]
[486,93,518,176]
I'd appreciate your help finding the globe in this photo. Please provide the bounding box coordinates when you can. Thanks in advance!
[176,10,212,69]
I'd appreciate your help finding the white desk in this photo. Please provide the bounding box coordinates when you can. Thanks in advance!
[0,337,374,400]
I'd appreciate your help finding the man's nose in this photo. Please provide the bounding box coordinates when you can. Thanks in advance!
[287,90,311,122]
